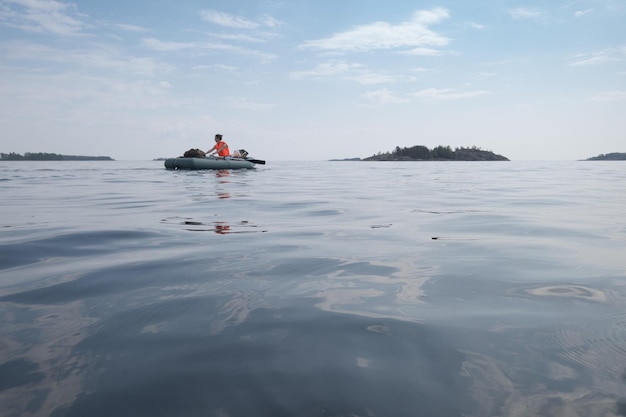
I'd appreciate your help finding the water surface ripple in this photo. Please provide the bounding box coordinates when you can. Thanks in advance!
[1,160,625,417]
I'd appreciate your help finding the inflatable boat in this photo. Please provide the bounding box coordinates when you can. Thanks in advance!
[164,156,265,170]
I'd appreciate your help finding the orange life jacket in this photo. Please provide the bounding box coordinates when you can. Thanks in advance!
[216,140,230,157]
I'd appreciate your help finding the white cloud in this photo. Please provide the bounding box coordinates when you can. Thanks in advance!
[361,88,408,105]
[141,38,195,52]
[227,97,275,110]
[569,46,626,66]
[289,61,393,85]
[141,37,276,62]
[412,88,491,100]
[574,9,593,17]
[114,23,148,33]
[401,47,446,56]
[299,8,450,52]
[289,61,362,79]
[0,0,86,35]
[508,7,548,23]
[350,71,394,85]
[200,9,283,29]
[0,40,172,76]
[0,71,191,116]
[193,64,239,73]
[209,33,267,43]
[588,90,626,102]
[570,54,612,66]
[200,9,258,29]
[258,14,282,28]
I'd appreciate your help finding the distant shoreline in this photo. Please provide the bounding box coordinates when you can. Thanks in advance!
[1,152,114,161]
[584,152,626,161]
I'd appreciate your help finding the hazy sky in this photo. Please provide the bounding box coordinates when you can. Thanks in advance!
[1,0,624,160]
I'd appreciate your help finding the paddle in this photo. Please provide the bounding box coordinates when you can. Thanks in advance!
[247,158,265,165]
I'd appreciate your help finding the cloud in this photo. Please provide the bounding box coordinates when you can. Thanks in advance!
[141,38,196,52]
[569,46,626,66]
[299,8,450,53]
[0,70,190,116]
[350,71,394,85]
[0,40,172,76]
[587,90,626,102]
[569,54,612,66]
[209,33,267,43]
[258,14,282,29]
[289,61,393,85]
[0,0,86,35]
[114,23,148,33]
[289,61,362,79]
[193,64,239,73]
[227,97,275,110]
[412,88,491,100]
[574,9,593,17]
[361,88,409,105]
[508,7,548,23]
[400,47,446,56]
[200,9,283,29]
[200,9,257,29]
[141,37,276,62]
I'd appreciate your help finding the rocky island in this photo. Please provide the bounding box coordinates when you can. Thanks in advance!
[585,152,626,161]
[363,145,509,161]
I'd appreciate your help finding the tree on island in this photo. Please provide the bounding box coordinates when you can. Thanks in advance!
[585,152,626,161]
[364,145,509,161]
[1,152,113,161]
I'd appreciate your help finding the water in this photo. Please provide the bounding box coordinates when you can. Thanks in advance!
[1,160,625,417]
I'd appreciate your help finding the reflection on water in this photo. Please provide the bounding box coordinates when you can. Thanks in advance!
[216,169,230,180]
[4,271,625,416]
[158,217,268,234]
[3,294,476,417]
[214,222,230,234]
[216,170,231,199]
[181,219,266,234]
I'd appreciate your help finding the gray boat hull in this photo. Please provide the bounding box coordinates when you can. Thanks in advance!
[164,157,256,170]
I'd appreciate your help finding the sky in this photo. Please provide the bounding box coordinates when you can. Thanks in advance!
[0,0,625,161]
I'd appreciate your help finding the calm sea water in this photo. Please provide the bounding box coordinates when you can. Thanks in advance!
[1,160,625,417]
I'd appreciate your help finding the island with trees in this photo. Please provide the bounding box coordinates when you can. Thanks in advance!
[584,152,626,161]
[1,152,114,161]
[362,145,509,161]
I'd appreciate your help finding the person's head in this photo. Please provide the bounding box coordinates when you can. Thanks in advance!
[215,134,223,142]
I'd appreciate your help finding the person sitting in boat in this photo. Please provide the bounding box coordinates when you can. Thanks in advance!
[206,134,230,158]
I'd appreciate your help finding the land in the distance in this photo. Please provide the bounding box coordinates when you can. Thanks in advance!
[333,145,509,161]
[1,152,114,161]
[584,152,626,161]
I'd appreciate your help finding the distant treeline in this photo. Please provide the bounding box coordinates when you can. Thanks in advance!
[1,152,113,161]
[365,145,509,161]
[585,152,626,161]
